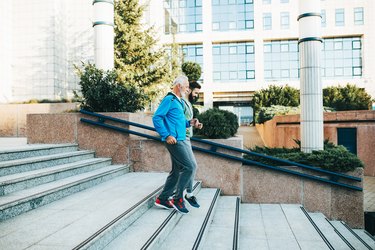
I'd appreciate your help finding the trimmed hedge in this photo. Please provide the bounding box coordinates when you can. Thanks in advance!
[256,105,335,124]
[245,140,364,172]
[195,108,239,139]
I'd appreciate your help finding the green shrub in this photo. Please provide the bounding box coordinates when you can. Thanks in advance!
[195,108,239,139]
[255,105,335,124]
[256,105,300,123]
[181,61,202,82]
[251,85,300,114]
[245,140,364,172]
[323,84,372,111]
[75,63,148,112]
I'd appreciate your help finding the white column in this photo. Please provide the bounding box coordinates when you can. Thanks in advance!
[202,0,213,109]
[298,0,324,152]
[0,1,13,103]
[93,0,114,70]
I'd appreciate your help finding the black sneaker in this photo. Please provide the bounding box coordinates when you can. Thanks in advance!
[185,194,200,208]
[155,197,173,210]
[171,198,189,214]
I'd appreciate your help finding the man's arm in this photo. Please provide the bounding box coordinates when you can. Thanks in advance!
[152,97,172,140]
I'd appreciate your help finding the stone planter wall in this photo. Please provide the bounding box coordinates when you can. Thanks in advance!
[0,103,78,137]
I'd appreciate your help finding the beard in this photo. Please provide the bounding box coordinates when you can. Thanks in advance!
[189,93,199,104]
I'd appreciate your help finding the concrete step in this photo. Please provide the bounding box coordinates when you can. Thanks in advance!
[201,196,239,250]
[280,205,330,249]
[157,188,221,250]
[102,181,203,250]
[0,164,130,221]
[0,144,78,161]
[330,221,374,250]
[0,157,112,196]
[308,212,351,249]
[0,150,95,176]
[0,172,167,250]
[239,204,330,250]
[353,229,375,249]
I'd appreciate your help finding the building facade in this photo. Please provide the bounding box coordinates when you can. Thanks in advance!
[0,0,94,103]
[0,0,374,125]
[150,0,375,124]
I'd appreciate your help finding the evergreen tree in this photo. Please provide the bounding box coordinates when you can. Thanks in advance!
[114,0,172,100]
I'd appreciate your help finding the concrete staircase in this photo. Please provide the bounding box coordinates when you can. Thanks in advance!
[0,144,374,250]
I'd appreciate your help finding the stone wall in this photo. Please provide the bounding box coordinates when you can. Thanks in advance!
[0,103,78,137]
[256,110,375,176]
[26,112,364,228]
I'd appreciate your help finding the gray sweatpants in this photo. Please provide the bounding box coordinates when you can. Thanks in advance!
[159,140,197,200]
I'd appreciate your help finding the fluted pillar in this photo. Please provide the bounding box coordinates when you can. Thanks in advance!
[93,0,114,70]
[298,0,323,152]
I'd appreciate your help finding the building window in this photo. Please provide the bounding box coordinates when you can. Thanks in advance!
[280,12,289,29]
[212,42,255,82]
[280,0,289,3]
[263,13,272,30]
[337,128,357,155]
[335,8,345,26]
[263,0,271,4]
[354,7,364,25]
[264,40,299,80]
[164,0,202,34]
[181,44,203,78]
[321,9,326,27]
[321,37,362,79]
[212,0,254,31]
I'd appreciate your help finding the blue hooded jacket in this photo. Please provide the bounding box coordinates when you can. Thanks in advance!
[153,93,191,141]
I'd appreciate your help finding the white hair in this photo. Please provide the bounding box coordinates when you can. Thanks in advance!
[173,75,188,86]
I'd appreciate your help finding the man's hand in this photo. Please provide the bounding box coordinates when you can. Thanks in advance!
[195,122,203,129]
[193,118,203,129]
[166,135,177,144]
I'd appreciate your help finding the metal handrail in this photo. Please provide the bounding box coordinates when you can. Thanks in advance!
[79,110,363,191]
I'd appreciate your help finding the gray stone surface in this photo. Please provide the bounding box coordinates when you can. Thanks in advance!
[158,188,220,250]
[353,229,375,249]
[330,221,369,250]
[0,143,78,161]
[0,165,130,221]
[309,212,351,249]
[202,196,238,250]
[104,182,202,250]
[0,150,95,176]
[0,172,167,250]
[0,158,111,195]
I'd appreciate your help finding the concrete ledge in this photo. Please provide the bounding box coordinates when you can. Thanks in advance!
[0,103,78,137]
[242,165,363,228]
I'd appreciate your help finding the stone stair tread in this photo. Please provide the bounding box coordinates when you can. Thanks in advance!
[158,188,219,250]
[0,144,77,154]
[0,157,111,185]
[280,204,329,248]
[330,221,370,250]
[0,150,94,168]
[353,229,375,249]
[0,172,167,250]
[308,213,351,250]
[103,181,202,250]
[239,204,329,250]
[201,196,238,250]
[0,164,127,208]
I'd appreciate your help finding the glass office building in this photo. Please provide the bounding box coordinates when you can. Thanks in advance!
[159,0,374,124]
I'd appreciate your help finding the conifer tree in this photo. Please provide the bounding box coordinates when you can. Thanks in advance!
[114,0,172,100]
